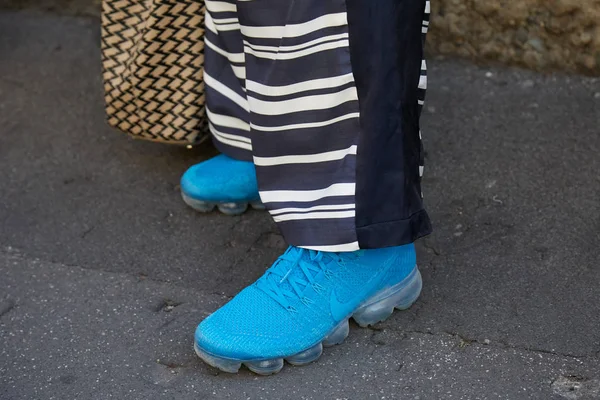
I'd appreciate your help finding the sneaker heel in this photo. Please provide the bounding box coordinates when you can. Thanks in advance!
[394,269,423,310]
[352,268,423,327]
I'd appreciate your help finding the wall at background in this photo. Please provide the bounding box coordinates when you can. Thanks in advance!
[1,0,599,76]
[427,0,600,75]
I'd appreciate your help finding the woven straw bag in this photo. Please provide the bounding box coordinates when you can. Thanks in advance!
[101,0,208,145]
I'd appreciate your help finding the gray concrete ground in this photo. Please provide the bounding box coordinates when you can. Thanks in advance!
[1,10,599,400]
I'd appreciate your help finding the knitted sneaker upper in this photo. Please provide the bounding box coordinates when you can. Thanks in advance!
[195,244,416,360]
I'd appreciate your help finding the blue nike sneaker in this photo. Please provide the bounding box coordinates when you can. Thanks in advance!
[194,244,422,375]
[180,154,264,215]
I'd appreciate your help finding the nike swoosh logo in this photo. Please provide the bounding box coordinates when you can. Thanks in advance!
[330,266,389,322]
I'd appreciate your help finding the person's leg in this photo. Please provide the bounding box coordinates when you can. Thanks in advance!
[242,0,431,249]
[180,0,262,215]
[195,0,431,375]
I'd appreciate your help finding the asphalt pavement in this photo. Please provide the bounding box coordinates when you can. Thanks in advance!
[1,10,599,400]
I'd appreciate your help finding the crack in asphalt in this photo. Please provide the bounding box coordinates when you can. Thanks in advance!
[0,247,230,299]
[0,298,16,319]
[364,325,599,361]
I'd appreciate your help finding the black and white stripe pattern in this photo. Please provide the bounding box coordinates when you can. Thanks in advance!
[418,1,430,181]
[204,0,430,251]
[203,0,251,159]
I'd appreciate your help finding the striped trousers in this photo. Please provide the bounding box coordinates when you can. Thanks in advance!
[204,0,432,251]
